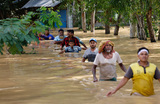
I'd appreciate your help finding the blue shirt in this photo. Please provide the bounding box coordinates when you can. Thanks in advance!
[54,35,67,41]
[41,34,54,40]
[65,46,81,53]
[75,36,83,44]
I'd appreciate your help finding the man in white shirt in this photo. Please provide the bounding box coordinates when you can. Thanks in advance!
[92,40,126,82]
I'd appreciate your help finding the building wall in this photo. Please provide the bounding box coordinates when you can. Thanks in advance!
[55,9,73,28]
[55,10,67,28]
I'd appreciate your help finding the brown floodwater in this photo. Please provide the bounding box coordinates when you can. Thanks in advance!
[0,27,160,104]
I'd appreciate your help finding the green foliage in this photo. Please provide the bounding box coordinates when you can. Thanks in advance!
[0,13,43,54]
[37,7,62,28]
[59,0,160,35]
[0,7,62,55]
[0,0,30,19]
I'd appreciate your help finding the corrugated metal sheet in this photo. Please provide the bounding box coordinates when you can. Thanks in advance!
[22,0,61,8]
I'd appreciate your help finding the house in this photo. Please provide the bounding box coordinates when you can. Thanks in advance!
[22,0,73,28]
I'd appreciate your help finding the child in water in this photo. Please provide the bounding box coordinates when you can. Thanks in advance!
[59,40,81,54]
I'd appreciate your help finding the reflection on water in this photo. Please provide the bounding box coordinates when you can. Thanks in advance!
[0,27,160,104]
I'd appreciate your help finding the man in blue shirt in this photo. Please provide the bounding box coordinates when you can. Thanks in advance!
[39,29,54,40]
[54,29,67,44]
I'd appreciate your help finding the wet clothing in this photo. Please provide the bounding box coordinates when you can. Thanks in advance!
[65,46,81,53]
[41,34,54,40]
[61,36,80,47]
[40,34,54,40]
[125,63,160,79]
[54,35,67,41]
[99,77,117,81]
[83,48,98,62]
[125,62,160,96]
[93,51,122,80]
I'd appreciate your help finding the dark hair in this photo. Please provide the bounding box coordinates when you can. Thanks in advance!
[58,29,64,32]
[67,29,74,34]
[69,40,75,43]
[137,47,149,54]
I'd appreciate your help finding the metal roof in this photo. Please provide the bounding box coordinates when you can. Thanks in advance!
[22,0,61,8]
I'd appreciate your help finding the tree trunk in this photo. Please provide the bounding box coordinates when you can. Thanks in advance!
[105,10,110,34]
[114,25,119,35]
[137,23,140,39]
[0,10,4,19]
[135,0,147,40]
[158,28,160,40]
[105,24,110,34]
[130,13,136,38]
[114,14,121,35]
[81,3,87,33]
[136,14,147,40]
[146,7,156,42]
[91,10,95,32]
[130,21,136,38]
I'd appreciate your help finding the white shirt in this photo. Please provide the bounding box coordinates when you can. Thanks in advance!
[93,51,122,79]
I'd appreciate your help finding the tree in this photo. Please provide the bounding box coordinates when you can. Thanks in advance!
[127,0,160,42]
[96,0,112,34]
[114,14,121,35]
[129,14,136,38]
[96,0,127,35]
[108,0,128,35]
[0,0,30,19]
[86,0,96,32]
[0,7,62,55]
[81,0,87,32]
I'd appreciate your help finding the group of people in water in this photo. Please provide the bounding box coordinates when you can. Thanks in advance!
[38,28,160,97]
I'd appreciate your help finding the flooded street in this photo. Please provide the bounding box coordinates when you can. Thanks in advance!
[0,27,160,104]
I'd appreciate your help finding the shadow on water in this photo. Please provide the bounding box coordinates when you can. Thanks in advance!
[0,27,160,104]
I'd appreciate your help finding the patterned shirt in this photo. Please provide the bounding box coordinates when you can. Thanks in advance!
[61,36,80,47]
[65,46,81,53]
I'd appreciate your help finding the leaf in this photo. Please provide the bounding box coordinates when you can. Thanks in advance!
[15,42,23,52]
[5,34,12,40]
[8,44,20,55]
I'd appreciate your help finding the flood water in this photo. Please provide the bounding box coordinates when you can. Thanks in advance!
[0,27,160,104]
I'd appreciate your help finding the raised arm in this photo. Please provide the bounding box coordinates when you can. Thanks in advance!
[40,35,49,40]
[107,77,129,96]
[92,65,98,82]
[54,41,63,44]
[119,63,127,72]
[60,39,65,50]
